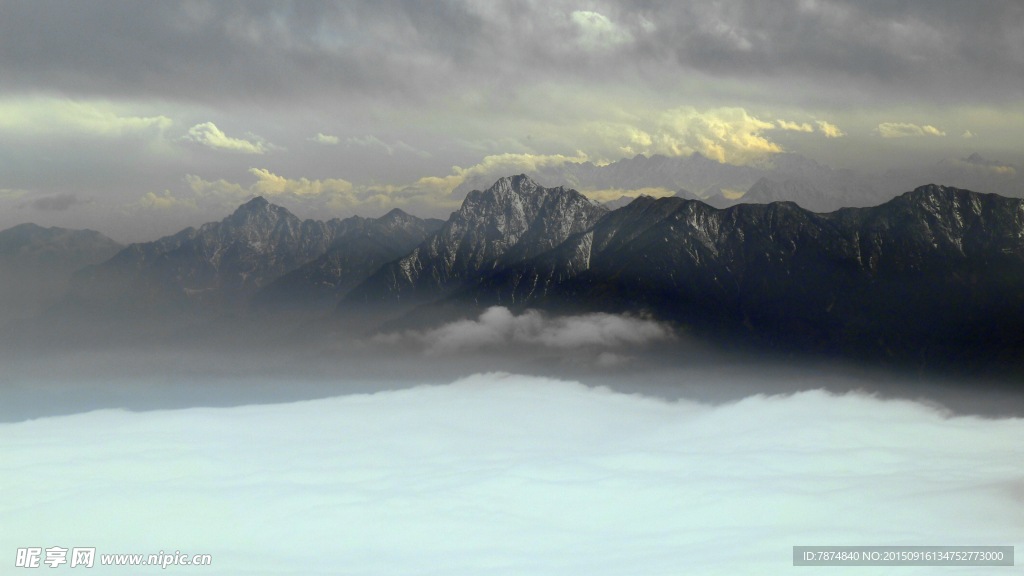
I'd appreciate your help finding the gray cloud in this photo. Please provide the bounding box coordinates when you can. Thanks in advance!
[19,193,85,211]
[0,1,1020,107]
[0,1,1021,242]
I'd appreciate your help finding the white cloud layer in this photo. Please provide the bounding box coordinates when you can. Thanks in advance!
[383,307,675,356]
[1,373,1021,575]
[183,122,277,154]
[599,106,783,165]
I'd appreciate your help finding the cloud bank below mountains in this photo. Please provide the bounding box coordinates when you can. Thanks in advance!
[2,372,1021,575]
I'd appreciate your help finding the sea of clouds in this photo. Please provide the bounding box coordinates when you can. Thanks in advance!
[2,373,1022,575]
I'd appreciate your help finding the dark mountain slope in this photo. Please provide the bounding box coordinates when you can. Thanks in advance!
[457,185,1024,364]
[254,209,443,311]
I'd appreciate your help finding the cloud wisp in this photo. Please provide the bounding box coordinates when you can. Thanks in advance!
[308,133,339,145]
[776,119,814,132]
[1,372,1020,574]
[128,190,199,211]
[877,122,947,138]
[570,10,634,51]
[0,98,172,137]
[815,120,844,138]
[183,122,278,154]
[347,134,431,158]
[377,307,675,357]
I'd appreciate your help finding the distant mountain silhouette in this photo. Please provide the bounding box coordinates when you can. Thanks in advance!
[0,223,123,323]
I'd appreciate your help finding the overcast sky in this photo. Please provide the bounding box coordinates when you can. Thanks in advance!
[1,0,1021,241]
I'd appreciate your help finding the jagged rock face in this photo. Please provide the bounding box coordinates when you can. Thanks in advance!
[254,209,444,309]
[461,185,1024,361]
[71,197,349,310]
[343,175,608,306]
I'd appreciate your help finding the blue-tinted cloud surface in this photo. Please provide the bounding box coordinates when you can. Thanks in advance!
[3,373,1021,575]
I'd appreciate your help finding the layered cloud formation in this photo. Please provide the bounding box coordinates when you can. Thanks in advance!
[1,2,1019,105]
[0,2,1019,240]
[2,373,1021,574]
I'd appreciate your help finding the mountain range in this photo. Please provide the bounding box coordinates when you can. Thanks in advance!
[69,198,440,314]
[452,184,1024,363]
[7,174,1024,370]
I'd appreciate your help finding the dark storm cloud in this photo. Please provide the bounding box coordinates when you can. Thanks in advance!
[644,2,1023,80]
[18,193,84,211]
[0,0,488,103]
[0,0,1020,105]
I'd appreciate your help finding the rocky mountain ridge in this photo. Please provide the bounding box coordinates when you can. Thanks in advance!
[454,184,1024,362]
[70,198,437,312]
[36,176,1024,368]
[254,209,444,311]
[341,175,608,307]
